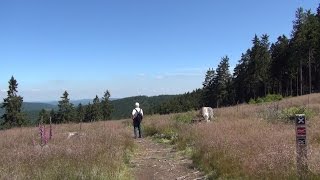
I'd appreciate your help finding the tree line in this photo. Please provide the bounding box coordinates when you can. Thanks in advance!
[156,5,320,114]
[0,76,113,129]
[39,90,113,124]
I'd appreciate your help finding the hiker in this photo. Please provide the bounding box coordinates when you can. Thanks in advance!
[132,102,144,138]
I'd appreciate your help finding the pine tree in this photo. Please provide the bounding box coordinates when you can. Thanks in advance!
[214,56,232,107]
[270,35,290,95]
[233,49,251,102]
[92,95,102,121]
[77,103,85,122]
[1,76,25,128]
[291,7,308,96]
[84,103,93,122]
[244,34,272,98]
[202,68,216,107]
[101,90,113,120]
[57,91,74,123]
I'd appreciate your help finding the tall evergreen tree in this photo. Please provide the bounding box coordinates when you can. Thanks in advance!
[57,91,74,123]
[290,7,309,95]
[248,34,272,98]
[92,95,102,121]
[1,76,25,128]
[77,103,85,122]
[270,35,291,95]
[233,49,251,102]
[101,90,113,120]
[84,103,93,122]
[214,56,232,107]
[202,68,216,107]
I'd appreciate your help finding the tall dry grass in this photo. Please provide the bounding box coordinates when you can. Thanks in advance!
[143,94,320,179]
[0,121,134,180]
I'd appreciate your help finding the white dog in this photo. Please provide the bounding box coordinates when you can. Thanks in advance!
[200,107,214,122]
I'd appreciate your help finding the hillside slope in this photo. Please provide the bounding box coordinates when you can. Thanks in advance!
[111,95,178,119]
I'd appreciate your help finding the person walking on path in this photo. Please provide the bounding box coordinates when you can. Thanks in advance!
[132,102,144,138]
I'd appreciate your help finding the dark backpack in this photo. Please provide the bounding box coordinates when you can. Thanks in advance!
[134,109,143,122]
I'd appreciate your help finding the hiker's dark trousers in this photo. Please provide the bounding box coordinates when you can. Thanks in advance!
[133,121,142,138]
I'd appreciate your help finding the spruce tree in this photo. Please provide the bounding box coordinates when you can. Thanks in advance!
[233,49,251,102]
[84,103,93,122]
[214,56,231,107]
[92,95,102,121]
[202,68,216,107]
[270,35,290,95]
[1,76,25,128]
[77,103,85,122]
[101,90,113,120]
[57,91,74,123]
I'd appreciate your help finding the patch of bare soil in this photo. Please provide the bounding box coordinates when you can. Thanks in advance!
[130,138,206,180]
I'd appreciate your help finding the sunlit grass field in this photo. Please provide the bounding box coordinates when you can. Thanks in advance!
[143,94,320,179]
[0,121,134,180]
[1,94,320,179]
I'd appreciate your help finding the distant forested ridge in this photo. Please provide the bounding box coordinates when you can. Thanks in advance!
[110,95,178,119]
[0,102,57,125]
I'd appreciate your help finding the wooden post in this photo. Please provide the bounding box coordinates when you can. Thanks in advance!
[295,114,308,179]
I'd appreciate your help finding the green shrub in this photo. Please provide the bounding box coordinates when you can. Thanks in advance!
[256,97,264,104]
[172,112,195,123]
[280,106,315,121]
[264,94,283,102]
[250,94,283,104]
[249,98,256,104]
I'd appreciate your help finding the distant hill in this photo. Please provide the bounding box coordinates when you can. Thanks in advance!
[110,95,178,119]
[0,102,57,124]
[0,96,177,122]
[46,98,120,106]
[0,102,57,114]
[45,99,92,106]
[22,102,57,111]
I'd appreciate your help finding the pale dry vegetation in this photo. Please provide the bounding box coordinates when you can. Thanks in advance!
[143,94,320,179]
[0,121,134,180]
[1,94,320,179]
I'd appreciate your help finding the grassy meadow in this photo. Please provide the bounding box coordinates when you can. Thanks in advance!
[1,94,320,179]
[142,94,320,179]
[0,121,134,180]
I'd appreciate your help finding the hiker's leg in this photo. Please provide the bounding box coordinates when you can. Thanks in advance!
[133,125,137,138]
[138,123,142,138]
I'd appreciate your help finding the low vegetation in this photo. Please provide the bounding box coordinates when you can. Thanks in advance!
[249,94,283,104]
[0,121,134,180]
[143,94,320,179]
[1,94,320,179]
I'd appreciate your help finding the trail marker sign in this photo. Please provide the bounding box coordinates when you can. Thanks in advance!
[295,114,308,179]
[297,127,306,136]
[296,115,306,125]
[297,138,306,145]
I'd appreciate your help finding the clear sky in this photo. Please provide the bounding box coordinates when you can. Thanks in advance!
[0,0,319,101]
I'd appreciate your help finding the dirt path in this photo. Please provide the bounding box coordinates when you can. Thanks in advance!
[130,138,206,180]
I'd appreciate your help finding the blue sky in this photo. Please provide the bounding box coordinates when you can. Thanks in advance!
[0,0,319,101]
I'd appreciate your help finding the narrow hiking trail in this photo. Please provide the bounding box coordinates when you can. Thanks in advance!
[130,137,206,180]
